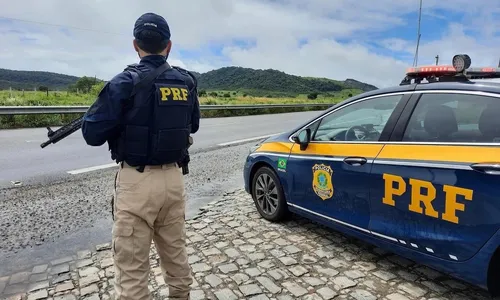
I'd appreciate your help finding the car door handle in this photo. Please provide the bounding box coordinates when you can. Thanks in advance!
[343,157,367,166]
[470,163,500,175]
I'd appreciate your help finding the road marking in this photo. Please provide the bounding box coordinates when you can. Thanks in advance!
[67,163,118,175]
[217,132,285,146]
[67,132,284,174]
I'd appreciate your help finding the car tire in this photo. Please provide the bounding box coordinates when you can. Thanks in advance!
[251,166,288,222]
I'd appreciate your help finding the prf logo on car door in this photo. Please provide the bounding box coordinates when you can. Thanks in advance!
[382,173,473,224]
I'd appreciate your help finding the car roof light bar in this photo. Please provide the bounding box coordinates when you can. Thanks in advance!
[399,54,500,85]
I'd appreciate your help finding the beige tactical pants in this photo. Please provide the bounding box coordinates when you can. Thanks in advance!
[112,162,193,300]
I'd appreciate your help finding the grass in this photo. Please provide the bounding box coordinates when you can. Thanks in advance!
[0,89,361,129]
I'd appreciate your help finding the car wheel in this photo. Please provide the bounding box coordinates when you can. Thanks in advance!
[251,166,288,222]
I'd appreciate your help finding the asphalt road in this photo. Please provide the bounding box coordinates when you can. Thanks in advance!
[0,111,323,275]
[0,110,323,188]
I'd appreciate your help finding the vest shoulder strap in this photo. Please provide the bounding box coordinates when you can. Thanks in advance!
[124,64,151,89]
[125,62,171,97]
[171,66,198,94]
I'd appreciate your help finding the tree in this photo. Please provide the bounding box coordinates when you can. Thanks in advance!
[307,92,318,100]
[38,86,49,96]
[75,76,98,93]
[198,90,207,97]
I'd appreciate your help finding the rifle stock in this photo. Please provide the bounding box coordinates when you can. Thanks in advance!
[40,116,84,148]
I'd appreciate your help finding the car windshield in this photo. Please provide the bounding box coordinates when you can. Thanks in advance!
[319,109,391,131]
[313,95,402,141]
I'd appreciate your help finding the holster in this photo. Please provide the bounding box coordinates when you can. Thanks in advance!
[178,136,193,175]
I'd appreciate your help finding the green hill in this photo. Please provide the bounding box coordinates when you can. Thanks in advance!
[195,67,377,97]
[0,68,80,90]
[0,65,378,96]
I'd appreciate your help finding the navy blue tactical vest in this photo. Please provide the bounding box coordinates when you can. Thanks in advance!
[110,62,196,167]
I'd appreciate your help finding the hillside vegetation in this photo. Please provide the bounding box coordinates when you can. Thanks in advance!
[194,67,377,97]
[0,68,81,91]
[0,66,377,97]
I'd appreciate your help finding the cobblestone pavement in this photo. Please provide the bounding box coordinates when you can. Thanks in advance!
[1,189,496,300]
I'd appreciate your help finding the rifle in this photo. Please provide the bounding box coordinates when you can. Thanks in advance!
[40,116,83,148]
[41,116,194,175]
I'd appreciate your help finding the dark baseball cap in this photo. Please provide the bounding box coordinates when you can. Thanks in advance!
[133,13,171,40]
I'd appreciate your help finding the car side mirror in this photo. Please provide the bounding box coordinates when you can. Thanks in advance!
[292,128,311,150]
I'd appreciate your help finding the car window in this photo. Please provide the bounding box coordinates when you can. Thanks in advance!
[402,93,500,143]
[312,94,404,142]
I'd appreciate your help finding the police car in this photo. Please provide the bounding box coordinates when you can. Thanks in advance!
[243,54,500,296]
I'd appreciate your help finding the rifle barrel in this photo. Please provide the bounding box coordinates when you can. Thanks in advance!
[40,116,84,148]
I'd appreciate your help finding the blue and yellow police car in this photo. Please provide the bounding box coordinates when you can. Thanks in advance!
[243,54,500,296]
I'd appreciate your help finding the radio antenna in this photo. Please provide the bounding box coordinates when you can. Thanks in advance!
[413,0,423,67]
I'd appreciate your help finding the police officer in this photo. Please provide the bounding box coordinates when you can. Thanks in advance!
[81,12,200,300]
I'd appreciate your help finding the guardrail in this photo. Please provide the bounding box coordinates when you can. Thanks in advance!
[0,104,333,115]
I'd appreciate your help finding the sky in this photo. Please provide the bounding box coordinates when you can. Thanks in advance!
[1,0,500,88]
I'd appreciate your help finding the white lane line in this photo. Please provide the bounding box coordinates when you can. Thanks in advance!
[217,132,285,146]
[67,163,118,175]
[68,132,284,174]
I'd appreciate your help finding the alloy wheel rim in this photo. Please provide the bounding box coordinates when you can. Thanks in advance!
[255,173,278,215]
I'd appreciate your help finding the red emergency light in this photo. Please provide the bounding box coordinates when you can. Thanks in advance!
[481,67,496,72]
[466,67,500,79]
[405,65,458,77]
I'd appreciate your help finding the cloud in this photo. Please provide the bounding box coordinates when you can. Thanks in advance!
[1,0,499,88]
